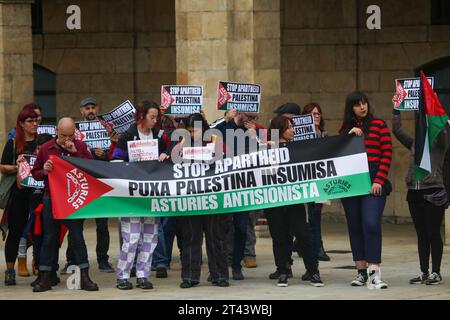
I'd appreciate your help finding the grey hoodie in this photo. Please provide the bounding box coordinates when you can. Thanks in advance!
[392,110,448,190]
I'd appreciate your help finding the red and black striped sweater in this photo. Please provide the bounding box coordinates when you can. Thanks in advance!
[355,118,393,186]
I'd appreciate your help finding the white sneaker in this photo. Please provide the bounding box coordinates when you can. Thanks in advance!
[367,267,388,290]
[425,272,442,285]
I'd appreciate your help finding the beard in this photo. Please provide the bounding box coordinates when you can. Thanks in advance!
[86,113,96,121]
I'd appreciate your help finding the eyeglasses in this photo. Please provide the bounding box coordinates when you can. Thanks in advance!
[24,118,40,124]
[312,112,321,117]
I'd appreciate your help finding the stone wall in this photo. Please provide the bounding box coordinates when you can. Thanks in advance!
[32,0,176,119]
[280,0,450,222]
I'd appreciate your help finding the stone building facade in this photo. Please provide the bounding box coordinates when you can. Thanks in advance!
[0,0,449,224]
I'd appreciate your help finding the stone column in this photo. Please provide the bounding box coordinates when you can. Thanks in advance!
[175,0,281,122]
[0,0,34,149]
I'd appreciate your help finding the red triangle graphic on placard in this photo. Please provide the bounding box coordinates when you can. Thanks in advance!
[48,156,114,219]
[217,82,232,108]
[161,87,175,111]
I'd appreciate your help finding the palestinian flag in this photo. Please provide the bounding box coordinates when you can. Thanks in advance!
[48,135,373,220]
[414,71,449,182]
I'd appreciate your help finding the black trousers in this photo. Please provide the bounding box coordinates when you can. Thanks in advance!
[5,185,32,263]
[178,214,229,282]
[265,204,318,275]
[67,218,110,264]
[407,189,445,274]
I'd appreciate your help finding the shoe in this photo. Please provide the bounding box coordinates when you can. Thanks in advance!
[4,269,16,286]
[60,262,74,275]
[17,257,30,277]
[32,271,51,292]
[214,280,230,287]
[351,272,368,286]
[80,268,99,291]
[310,272,324,287]
[232,268,244,280]
[269,268,293,280]
[136,277,153,289]
[98,261,114,273]
[409,272,429,284]
[301,271,311,281]
[156,267,168,278]
[425,272,442,285]
[367,268,388,289]
[243,257,257,268]
[50,271,60,286]
[130,266,136,278]
[180,280,199,288]
[277,274,289,287]
[116,279,133,290]
[317,250,331,262]
[30,275,40,287]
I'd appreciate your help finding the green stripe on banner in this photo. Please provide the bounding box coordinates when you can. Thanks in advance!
[64,172,371,219]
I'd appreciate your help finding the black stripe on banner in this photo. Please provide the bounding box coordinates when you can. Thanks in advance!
[60,134,366,181]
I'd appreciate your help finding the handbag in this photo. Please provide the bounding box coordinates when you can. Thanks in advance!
[0,139,16,209]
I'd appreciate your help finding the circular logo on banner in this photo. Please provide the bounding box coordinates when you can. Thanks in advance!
[323,179,352,195]
[66,168,89,210]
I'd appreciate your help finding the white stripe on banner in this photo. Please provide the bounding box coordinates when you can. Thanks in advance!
[100,152,369,198]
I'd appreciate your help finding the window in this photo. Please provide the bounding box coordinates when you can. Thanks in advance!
[32,0,43,34]
[33,64,56,124]
[431,0,450,25]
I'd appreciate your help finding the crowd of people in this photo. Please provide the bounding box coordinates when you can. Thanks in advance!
[0,90,448,292]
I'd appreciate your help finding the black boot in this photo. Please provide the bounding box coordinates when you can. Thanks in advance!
[33,271,52,292]
[317,241,330,261]
[30,274,41,287]
[80,268,99,291]
[5,269,16,286]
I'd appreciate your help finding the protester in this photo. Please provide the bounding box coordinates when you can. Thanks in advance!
[265,115,324,287]
[31,117,99,292]
[1,105,40,285]
[171,113,229,288]
[112,100,169,290]
[62,97,114,274]
[301,103,330,262]
[339,91,392,289]
[392,108,448,285]
[215,108,261,280]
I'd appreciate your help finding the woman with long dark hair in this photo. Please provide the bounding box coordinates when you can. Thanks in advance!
[112,100,170,290]
[1,105,40,285]
[265,115,324,288]
[301,102,330,262]
[339,91,392,289]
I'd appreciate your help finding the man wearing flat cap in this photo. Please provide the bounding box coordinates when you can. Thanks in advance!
[273,102,302,118]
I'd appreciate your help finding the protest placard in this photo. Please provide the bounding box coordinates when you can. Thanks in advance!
[97,100,135,134]
[127,139,159,162]
[161,85,203,116]
[392,77,434,111]
[182,144,215,161]
[18,154,44,189]
[75,120,111,150]
[217,81,261,113]
[37,125,56,137]
[292,114,317,141]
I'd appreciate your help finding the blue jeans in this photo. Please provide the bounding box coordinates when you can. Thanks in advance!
[163,217,182,267]
[307,203,323,257]
[152,217,169,268]
[341,194,386,264]
[231,212,249,270]
[39,196,89,271]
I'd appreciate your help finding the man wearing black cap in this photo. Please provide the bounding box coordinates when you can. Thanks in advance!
[62,97,114,274]
[273,102,302,118]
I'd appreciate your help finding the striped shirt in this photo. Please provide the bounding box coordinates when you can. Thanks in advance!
[356,118,392,185]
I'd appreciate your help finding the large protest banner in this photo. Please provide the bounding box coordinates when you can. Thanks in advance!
[161,85,203,116]
[217,81,261,113]
[49,135,371,219]
[393,77,434,111]
[18,154,44,189]
[292,114,317,141]
[97,100,135,134]
[75,120,111,150]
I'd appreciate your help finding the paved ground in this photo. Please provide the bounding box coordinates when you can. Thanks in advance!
[1,220,450,300]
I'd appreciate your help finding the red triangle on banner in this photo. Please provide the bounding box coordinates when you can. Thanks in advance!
[161,87,175,111]
[48,156,114,219]
[217,82,232,108]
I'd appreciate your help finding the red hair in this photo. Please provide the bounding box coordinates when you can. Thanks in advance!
[15,104,40,153]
